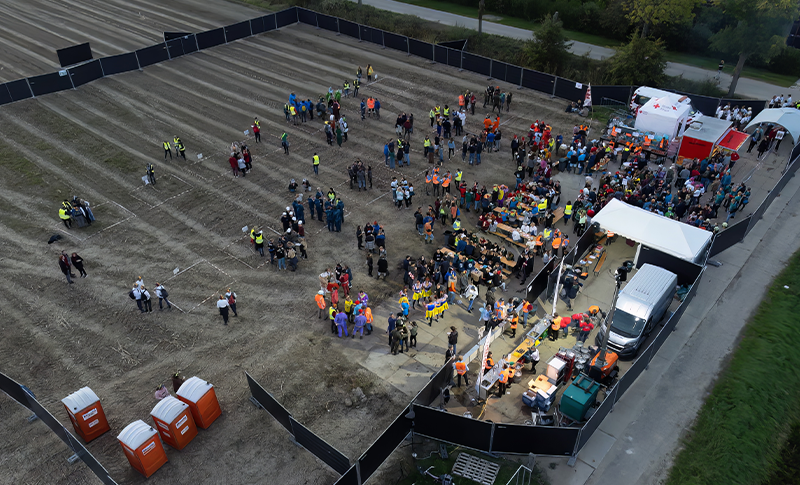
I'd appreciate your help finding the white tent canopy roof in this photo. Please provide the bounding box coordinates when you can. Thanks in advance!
[592,199,712,262]
[684,116,732,143]
[744,108,800,144]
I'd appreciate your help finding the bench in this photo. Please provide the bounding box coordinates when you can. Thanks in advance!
[593,251,607,276]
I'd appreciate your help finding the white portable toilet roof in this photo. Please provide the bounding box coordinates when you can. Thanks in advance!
[177,376,213,403]
[151,396,189,423]
[117,420,157,449]
[61,387,100,412]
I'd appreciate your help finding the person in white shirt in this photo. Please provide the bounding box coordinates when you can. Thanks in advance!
[785,95,793,107]
[131,286,144,313]
[155,283,172,310]
[463,284,479,312]
[512,229,521,242]
[217,295,230,325]
[134,276,144,289]
[775,129,786,151]
[141,287,153,313]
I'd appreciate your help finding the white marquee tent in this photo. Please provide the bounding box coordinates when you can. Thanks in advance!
[634,95,693,139]
[744,108,800,144]
[591,199,712,263]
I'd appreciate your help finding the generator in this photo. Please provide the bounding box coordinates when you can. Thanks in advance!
[559,375,600,422]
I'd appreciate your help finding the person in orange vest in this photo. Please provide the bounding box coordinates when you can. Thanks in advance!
[365,307,374,335]
[561,235,570,257]
[315,290,326,319]
[458,93,465,110]
[483,115,492,132]
[549,313,561,341]
[453,355,470,387]
[552,232,562,252]
[521,300,535,328]
[508,311,519,338]
[366,97,375,117]
[432,168,441,196]
[492,116,500,133]
[484,351,495,374]
[441,170,452,195]
[497,364,510,397]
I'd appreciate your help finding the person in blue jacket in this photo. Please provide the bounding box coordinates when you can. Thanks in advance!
[374,98,381,119]
[308,196,316,220]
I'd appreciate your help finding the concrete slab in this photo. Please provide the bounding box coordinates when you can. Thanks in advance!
[579,430,617,468]
[544,457,597,485]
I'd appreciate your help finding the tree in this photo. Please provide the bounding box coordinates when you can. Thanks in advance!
[625,0,699,38]
[709,0,799,97]
[524,16,572,75]
[605,33,666,86]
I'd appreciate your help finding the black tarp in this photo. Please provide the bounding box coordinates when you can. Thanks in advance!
[28,71,73,96]
[135,43,169,68]
[263,14,278,31]
[0,83,12,105]
[250,16,266,34]
[317,14,338,32]
[591,85,632,106]
[57,43,92,67]
[491,60,508,82]
[166,38,186,59]
[433,45,447,64]
[709,217,750,256]
[414,405,493,452]
[462,53,491,76]
[297,7,317,26]
[492,424,580,455]
[414,357,454,406]
[69,59,103,87]
[447,48,461,68]
[357,408,412,481]
[100,52,139,75]
[635,246,704,286]
[554,77,587,103]
[506,65,522,85]
[438,39,467,50]
[246,372,293,433]
[181,34,198,55]
[276,7,298,28]
[225,20,252,42]
[522,69,555,94]
[290,417,350,474]
[338,19,359,39]
[384,32,408,52]
[409,39,433,60]
[196,28,226,50]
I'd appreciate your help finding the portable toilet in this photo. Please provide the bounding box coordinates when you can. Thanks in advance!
[150,396,198,450]
[61,387,111,443]
[176,377,221,429]
[117,420,168,478]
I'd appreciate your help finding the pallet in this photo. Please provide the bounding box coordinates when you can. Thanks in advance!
[451,453,501,485]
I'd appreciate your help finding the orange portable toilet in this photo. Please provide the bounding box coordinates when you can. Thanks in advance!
[150,396,198,450]
[117,420,168,478]
[61,387,111,443]
[176,377,221,429]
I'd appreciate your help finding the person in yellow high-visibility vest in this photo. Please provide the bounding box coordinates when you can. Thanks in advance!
[563,201,573,226]
[59,207,72,228]
[162,141,172,160]
[538,198,547,212]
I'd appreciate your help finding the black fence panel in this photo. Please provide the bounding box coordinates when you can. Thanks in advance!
[414,357,454,406]
[333,466,359,485]
[635,246,704,286]
[554,77,587,103]
[683,92,719,116]
[135,43,169,68]
[709,217,750,256]
[225,20,252,42]
[578,384,617,449]
[434,45,447,64]
[100,52,139,76]
[746,200,769,235]
[409,39,433,60]
[166,38,185,59]
[1,373,118,485]
[721,98,766,117]
[491,60,508,83]
[246,372,293,433]
[526,257,558,301]
[339,19,359,39]
[564,224,596,266]
[318,14,338,32]
[447,48,461,68]
[0,84,12,105]
[57,43,92,67]
[6,79,32,101]
[506,65,522,86]
[522,69,555,94]
[358,407,412,481]
[462,53,491,77]
[616,350,648,401]
[28,72,73,96]
[384,32,408,53]
[196,28,226,50]
[492,424,580,455]
[251,16,266,34]
[414,405,493,452]
[69,60,103,88]
[181,34,198,55]
[297,7,317,26]
[439,39,468,50]
[263,14,278,31]
[366,28,384,47]
[591,85,632,106]
[276,7,298,28]
[790,144,800,165]
[290,417,350,474]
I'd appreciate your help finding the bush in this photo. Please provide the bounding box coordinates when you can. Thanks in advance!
[768,47,800,77]
[605,34,666,86]
[659,75,726,97]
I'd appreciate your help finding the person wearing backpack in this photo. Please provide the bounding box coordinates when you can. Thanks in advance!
[130,286,144,313]
[155,282,172,310]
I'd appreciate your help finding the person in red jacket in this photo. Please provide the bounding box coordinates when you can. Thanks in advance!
[229,153,239,177]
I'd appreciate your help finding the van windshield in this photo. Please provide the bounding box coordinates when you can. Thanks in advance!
[611,310,647,338]
[634,95,651,107]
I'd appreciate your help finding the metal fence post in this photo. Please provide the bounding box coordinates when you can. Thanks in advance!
[518,65,523,90]
[551,77,558,98]
[358,25,362,42]
[336,19,340,35]
[488,422,496,452]
[356,461,363,485]
[488,59,493,80]
[223,27,228,44]
[134,52,142,71]
[406,37,410,56]
[165,42,171,60]
[567,428,582,467]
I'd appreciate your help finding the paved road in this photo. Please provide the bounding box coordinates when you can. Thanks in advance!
[350,0,800,100]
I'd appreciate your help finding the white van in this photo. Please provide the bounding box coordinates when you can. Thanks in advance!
[595,264,677,358]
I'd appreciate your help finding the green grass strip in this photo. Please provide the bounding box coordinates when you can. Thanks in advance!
[666,250,800,485]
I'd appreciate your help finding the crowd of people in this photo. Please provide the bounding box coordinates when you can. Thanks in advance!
[128,276,173,314]
[314,268,376,339]
[57,197,96,229]
[57,250,88,284]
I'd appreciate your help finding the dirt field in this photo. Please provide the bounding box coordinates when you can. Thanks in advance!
[0,1,787,483]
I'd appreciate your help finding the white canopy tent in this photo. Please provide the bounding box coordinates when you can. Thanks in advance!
[592,199,712,263]
[635,95,693,139]
[743,108,800,144]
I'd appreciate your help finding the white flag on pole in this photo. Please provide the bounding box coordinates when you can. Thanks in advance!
[584,84,592,108]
